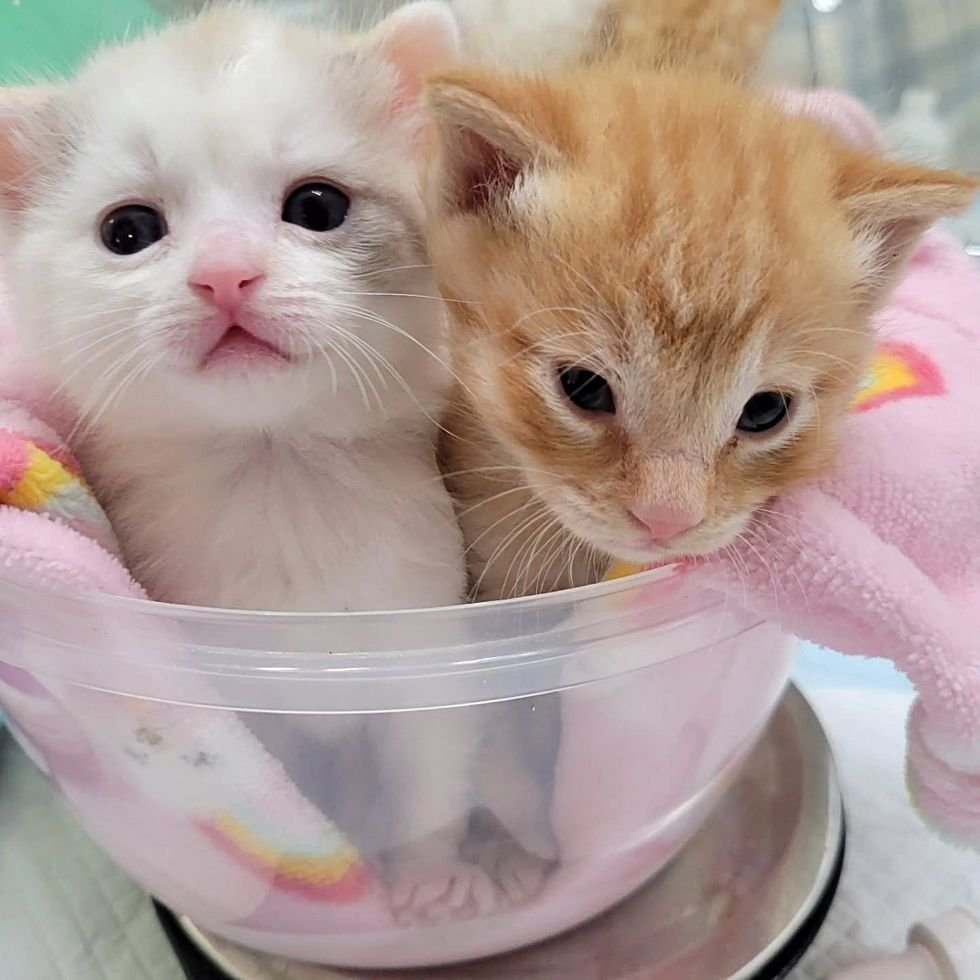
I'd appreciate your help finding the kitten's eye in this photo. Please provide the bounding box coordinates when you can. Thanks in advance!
[737,391,792,434]
[282,183,350,232]
[559,367,616,414]
[100,205,167,255]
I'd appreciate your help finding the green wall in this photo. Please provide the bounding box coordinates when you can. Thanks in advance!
[0,0,162,83]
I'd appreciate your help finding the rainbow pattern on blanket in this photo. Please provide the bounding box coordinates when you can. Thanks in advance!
[853,340,944,413]
[201,809,371,902]
[0,428,116,550]
[0,424,372,905]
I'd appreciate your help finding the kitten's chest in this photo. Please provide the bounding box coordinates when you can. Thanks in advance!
[441,415,598,600]
[88,436,464,612]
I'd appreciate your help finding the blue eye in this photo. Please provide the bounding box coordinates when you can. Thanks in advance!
[282,183,350,232]
[101,205,167,255]
[737,392,792,433]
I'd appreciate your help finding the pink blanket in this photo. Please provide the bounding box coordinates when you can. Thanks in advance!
[699,221,980,844]
[615,90,980,848]
[708,92,980,845]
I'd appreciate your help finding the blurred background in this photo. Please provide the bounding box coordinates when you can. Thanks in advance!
[0,0,977,243]
[767,0,980,170]
[1,1,976,159]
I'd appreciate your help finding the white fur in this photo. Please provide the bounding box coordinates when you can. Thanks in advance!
[149,0,610,70]
[3,6,463,612]
[0,4,507,921]
[451,0,609,71]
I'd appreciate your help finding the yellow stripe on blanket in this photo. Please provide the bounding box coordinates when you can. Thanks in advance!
[5,444,75,510]
[605,560,644,581]
[211,811,360,886]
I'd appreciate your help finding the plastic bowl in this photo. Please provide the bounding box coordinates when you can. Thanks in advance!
[0,567,794,969]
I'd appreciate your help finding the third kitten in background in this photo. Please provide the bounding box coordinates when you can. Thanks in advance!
[452,0,784,77]
[427,8,976,600]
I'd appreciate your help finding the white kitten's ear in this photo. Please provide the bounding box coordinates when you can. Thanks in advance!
[0,86,57,211]
[366,1,460,113]
[837,152,978,302]
[425,71,564,217]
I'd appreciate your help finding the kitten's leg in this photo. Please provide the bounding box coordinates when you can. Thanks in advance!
[467,696,561,906]
[377,707,499,924]
[247,714,386,856]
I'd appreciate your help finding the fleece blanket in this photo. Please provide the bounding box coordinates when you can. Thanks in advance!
[613,91,980,847]
[719,92,980,846]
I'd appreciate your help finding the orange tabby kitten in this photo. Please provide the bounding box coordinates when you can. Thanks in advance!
[429,65,976,600]
[595,0,785,77]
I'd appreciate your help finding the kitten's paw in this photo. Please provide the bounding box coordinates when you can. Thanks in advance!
[388,859,500,925]
[462,808,558,909]
[494,848,553,908]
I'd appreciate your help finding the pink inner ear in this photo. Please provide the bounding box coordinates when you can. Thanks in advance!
[454,130,523,215]
[371,5,460,116]
[771,89,883,152]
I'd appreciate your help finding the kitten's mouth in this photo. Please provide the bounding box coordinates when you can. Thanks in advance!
[200,326,291,372]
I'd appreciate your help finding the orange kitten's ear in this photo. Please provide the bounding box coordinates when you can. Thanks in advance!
[366,1,460,114]
[0,86,56,211]
[837,152,978,301]
[425,71,564,217]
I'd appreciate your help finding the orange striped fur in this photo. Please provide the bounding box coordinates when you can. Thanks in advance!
[429,11,976,601]
[594,0,785,77]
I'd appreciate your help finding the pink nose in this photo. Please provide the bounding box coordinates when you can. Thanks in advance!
[631,505,701,543]
[189,260,265,313]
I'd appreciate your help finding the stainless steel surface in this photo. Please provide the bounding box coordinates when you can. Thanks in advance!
[180,686,842,980]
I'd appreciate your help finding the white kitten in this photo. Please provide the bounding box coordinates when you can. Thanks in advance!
[0,3,493,922]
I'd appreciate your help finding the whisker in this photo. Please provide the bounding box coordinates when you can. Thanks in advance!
[454,484,530,520]
[469,504,551,600]
[336,290,475,307]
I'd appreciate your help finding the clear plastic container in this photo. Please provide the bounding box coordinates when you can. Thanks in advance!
[0,568,794,969]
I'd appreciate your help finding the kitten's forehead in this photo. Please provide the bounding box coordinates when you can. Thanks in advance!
[505,82,870,407]
[62,10,408,198]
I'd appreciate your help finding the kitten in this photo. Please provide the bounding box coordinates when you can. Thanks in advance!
[595,0,786,78]
[451,0,610,73]
[451,0,783,77]
[0,3,496,922]
[426,67,976,601]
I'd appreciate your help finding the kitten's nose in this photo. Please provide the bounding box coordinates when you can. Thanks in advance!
[631,505,701,543]
[189,259,265,313]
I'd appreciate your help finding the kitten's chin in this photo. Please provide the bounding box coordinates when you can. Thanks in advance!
[605,522,754,566]
[553,507,754,568]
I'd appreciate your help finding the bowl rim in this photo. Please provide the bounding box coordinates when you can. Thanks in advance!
[0,563,773,706]
[0,562,681,625]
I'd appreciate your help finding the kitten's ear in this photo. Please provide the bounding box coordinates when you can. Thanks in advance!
[366,1,460,113]
[837,152,978,301]
[425,70,564,217]
[0,86,56,211]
